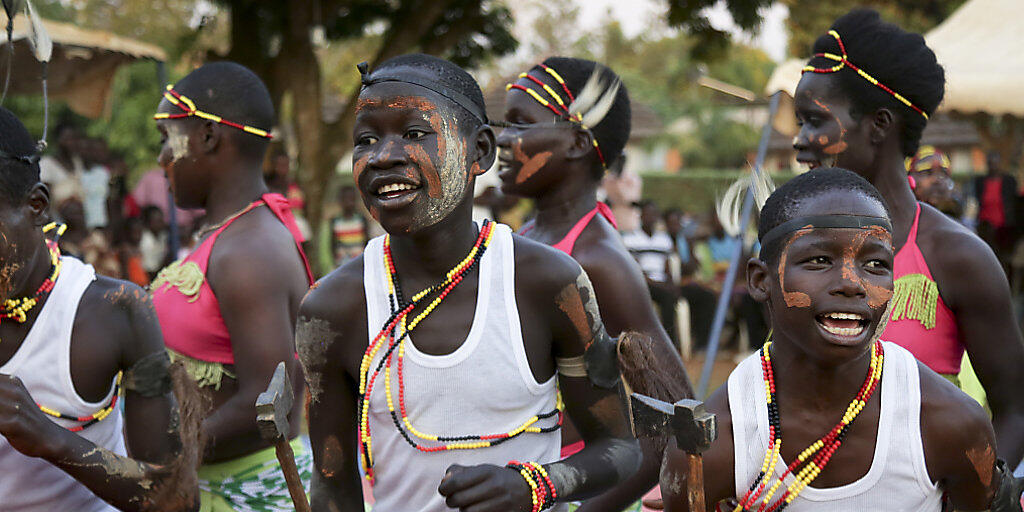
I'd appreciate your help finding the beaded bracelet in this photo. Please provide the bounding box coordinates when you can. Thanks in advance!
[507,461,557,511]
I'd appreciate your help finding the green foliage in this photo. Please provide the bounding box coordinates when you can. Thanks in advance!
[640,170,793,214]
[782,0,967,57]
[663,0,774,61]
[5,61,168,178]
[676,113,762,169]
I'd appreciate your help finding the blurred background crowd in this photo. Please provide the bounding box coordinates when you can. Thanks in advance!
[14,0,1024,363]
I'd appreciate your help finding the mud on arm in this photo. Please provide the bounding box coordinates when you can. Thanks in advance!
[296,290,366,510]
[544,267,642,501]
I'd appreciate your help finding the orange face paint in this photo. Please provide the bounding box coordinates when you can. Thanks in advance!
[841,227,893,308]
[404,145,441,198]
[512,139,553,184]
[778,227,814,308]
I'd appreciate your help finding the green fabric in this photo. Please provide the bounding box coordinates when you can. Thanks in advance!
[958,354,990,413]
[890,273,939,329]
[198,437,312,512]
[167,348,235,390]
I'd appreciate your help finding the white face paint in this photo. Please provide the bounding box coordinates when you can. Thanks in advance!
[166,123,191,163]
[413,111,468,230]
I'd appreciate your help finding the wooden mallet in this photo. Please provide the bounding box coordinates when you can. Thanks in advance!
[256,361,311,512]
[630,393,718,512]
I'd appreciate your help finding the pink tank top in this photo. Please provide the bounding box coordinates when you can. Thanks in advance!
[881,203,963,374]
[152,193,313,364]
[520,202,618,255]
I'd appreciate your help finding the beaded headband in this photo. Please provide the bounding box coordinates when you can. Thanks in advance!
[505,63,617,169]
[760,214,892,250]
[906,145,950,175]
[152,85,274,139]
[802,30,929,120]
[357,62,488,123]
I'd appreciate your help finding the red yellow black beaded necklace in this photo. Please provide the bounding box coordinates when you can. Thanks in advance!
[356,220,562,483]
[735,340,884,512]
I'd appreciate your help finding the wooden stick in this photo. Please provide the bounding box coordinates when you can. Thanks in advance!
[274,439,311,512]
[687,452,706,512]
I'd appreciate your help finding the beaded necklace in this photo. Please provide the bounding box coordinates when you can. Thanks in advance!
[0,225,122,431]
[38,373,123,432]
[357,220,562,482]
[0,238,62,335]
[735,340,884,512]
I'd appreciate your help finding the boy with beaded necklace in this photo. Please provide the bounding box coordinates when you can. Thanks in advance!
[0,106,200,510]
[660,168,1018,511]
[297,53,642,512]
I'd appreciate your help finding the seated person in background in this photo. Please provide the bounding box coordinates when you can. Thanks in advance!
[661,168,1016,512]
[622,200,679,346]
[331,184,368,267]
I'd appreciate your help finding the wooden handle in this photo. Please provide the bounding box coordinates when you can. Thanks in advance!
[687,453,706,512]
[275,439,312,512]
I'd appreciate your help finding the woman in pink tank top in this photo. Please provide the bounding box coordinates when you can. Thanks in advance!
[496,57,692,510]
[150,62,316,509]
[791,9,1024,465]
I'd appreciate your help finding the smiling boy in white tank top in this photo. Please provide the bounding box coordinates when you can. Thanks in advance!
[659,168,1022,512]
[298,54,644,512]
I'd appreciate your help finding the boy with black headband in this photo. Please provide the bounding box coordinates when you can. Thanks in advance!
[0,106,200,510]
[298,53,641,512]
[151,61,314,510]
[792,9,1024,466]
[660,168,1019,512]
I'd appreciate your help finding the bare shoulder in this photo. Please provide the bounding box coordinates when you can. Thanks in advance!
[511,232,584,292]
[301,255,366,326]
[572,226,648,293]
[918,359,995,477]
[208,206,308,287]
[77,276,155,347]
[916,205,1000,283]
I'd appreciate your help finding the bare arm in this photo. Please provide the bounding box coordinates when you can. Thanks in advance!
[927,219,1024,464]
[0,280,198,511]
[919,363,999,511]
[575,246,694,511]
[206,232,307,457]
[297,266,367,510]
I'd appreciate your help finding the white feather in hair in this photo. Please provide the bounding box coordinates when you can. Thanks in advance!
[716,164,775,237]
[567,68,621,128]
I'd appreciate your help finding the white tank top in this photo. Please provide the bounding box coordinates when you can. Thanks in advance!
[364,224,565,512]
[728,341,941,511]
[0,257,125,511]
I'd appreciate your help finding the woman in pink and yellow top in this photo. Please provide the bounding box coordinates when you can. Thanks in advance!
[496,57,693,511]
[150,62,314,511]
[792,9,1024,466]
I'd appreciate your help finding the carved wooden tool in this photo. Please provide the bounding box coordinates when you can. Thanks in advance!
[256,361,311,512]
[631,393,718,512]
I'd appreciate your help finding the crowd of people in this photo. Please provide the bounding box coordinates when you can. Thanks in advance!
[3,6,1024,512]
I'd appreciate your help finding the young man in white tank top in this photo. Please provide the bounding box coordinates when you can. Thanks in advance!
[660,168,1018,512]
[298,54,642,512]
[0,107,199,510]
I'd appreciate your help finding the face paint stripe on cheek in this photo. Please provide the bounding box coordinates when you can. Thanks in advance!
[353,154,369,185]
[512,140,552,185]
[404,145,441,198]
[779,228,813,308]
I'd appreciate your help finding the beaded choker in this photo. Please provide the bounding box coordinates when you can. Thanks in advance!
[357,221,562,482]
[734,340,884,512]
[802,30,929,120]
[0,238,62,335]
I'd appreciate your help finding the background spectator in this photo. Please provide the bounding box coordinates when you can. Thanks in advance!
[622,200,679,346]
[39,123,85,211]
[974,151,1018,274]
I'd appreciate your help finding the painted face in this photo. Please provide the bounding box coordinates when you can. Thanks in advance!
[763,190,894,360]
[155,98,208,210]
[0,195,43,304]
[352,81,476,234]
[495,75,577,197]
[793,73,876,177]
[909,167,954,206]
